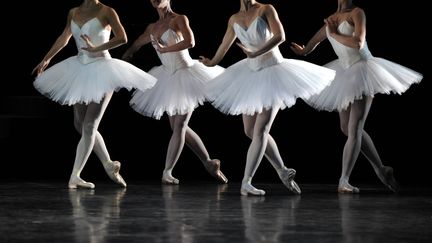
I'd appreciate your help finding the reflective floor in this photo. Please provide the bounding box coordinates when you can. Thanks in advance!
[0,181,431,243]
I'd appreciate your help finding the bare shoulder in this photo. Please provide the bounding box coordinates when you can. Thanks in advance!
[172,14,189,25]
[68,7,78,17]
[65,8,77,24]
[146,22,156,31]
[261,3,277,14]
[352,7,365,18]
[100,4,117,16]
[169,14,191,31]
[260,3,279,20]
[229,12,241,25]
[144,22,157,35]
[99,4,121,24]
[69,7,78,14]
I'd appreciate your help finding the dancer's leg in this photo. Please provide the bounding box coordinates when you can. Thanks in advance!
[243,114,301,194]
[161,113,192,184]
[184,125,228,183]
[69,92,113,189]
[338,96,372,193]
[241,107,279,196]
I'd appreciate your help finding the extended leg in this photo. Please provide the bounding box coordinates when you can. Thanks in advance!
[184,126,228,183]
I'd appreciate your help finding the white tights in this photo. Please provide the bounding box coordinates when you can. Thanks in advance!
[162,112,225,184]
[338,96,399,193]
[68,92,113,189]
[241,107,289,195]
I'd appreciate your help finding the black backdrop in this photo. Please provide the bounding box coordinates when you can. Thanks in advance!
[2,0,429,187]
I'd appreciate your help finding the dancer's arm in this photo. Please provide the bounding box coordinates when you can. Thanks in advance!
[199,15,237,67]
[32,9,73,75]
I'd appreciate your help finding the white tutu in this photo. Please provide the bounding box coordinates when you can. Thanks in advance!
[34,17,157,105]
[130,60,224,119]
[307,57,423,112]
[207,55,335,115]
[129,28,224,120]
[306,20,423,112]
[207,16,335,115]
[34,56,157,105]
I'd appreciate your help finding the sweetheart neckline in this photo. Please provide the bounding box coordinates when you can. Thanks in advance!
[71,17,101,30]
[234,16,263,32]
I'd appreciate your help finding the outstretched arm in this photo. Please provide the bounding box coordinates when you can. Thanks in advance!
[199,16,237,66]
[290,24,327,56]
[32,9,73,75]
[122,23,154,61]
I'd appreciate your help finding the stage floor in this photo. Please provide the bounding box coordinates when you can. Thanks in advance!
[0,181,431,242]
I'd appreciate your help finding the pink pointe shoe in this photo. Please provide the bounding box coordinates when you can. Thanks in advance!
[338,179,360,194]
[103,161,127,188]
[162,170,180,185]
[68,177,95,189]
[241,182,265,196]
[204,159,228,184]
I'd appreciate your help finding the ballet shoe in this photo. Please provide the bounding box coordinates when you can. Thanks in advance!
[103,161,127,188]
[162,171,180,185]
[278,167,301,194]
[68,177,95,189]
[378,166,400,193]
[338,184,360,194]
[203,159,228,184]
[286,180,301,195]
[240,183,265,196]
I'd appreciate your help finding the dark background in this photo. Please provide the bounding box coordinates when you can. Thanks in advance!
[1,0,429,187]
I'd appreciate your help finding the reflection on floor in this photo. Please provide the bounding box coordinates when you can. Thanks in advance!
[0,181,430,243]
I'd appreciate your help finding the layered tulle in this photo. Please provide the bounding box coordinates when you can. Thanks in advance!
[307,58,422,111]
[130,61,224,119]
[207,58,335,115]
[307,21,423,112]
[34,56,157,106]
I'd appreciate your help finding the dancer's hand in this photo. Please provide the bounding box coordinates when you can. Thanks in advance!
[31,59,50,76]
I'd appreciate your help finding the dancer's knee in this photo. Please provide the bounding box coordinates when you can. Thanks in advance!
[82,121,97,136]
[340,123,348,136]
[244,126,253,139]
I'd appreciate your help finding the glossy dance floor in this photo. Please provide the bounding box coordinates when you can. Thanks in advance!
[0,181,431,243]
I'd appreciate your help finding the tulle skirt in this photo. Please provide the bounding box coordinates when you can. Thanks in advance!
[207,58,336,115]
[34,56,157,105]
[306,57,423,111]
[130,61,224,120]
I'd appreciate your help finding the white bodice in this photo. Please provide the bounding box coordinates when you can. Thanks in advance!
[154,29,194,73]
[326,20,373,68]
[233,16,283,71]
[71,17,111,64]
